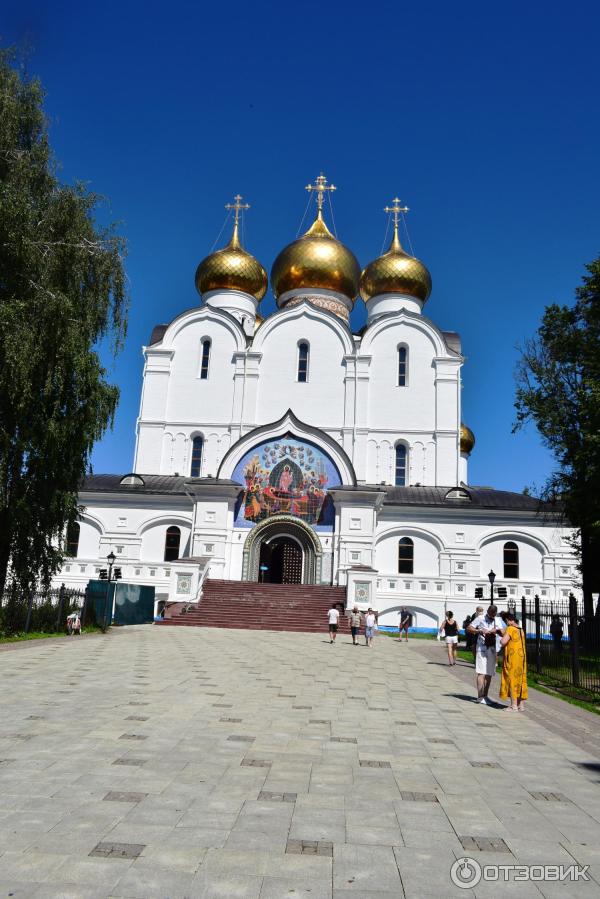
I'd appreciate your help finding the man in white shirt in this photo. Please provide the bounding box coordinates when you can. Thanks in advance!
[467,604,506,705]
[327,604,340,643]
[365,608,377,647]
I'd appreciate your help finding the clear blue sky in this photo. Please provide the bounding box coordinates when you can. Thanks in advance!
[5,0,600,492]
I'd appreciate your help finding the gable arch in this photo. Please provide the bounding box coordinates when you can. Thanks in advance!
[360,310,451,357]
[252,300,355,356]
[156,305,247,352]
[217,409,357,486]
[478,529,550,556]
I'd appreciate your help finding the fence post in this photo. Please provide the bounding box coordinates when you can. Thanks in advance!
[81,586,89,628]
[569,592,580,689]
[534,594,541,674]
[56,583,66,631]
[521,596,527,635]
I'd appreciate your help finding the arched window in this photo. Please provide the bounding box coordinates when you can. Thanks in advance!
[65,522,80,557]
[190,436,203,477]
[398,537,414,574]
[297,342,309,382]
[398,346,408,386]
[504,541,519,579]
[164,526,181,562]
[395,444,407,486]
[200,339,211,380]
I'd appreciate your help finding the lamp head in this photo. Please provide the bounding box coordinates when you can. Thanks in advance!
[107,551,116,565]
[488,569,496,585]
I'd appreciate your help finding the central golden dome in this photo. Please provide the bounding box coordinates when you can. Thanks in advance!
[195,220,267,302]
[270,210,360,304]
[360,226,432,304]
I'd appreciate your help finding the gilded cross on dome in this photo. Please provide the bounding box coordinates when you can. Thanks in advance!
[384,197,409,228]
[305,173,337,212]
[225,194,250,226]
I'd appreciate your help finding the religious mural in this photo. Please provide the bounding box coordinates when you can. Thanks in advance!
[232,434,340,530]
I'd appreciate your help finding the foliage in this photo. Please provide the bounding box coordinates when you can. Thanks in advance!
[514,256,600,615]
[0,49,128,594]
[0,584,82,636]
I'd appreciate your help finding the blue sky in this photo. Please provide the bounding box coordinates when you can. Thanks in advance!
[5,0,600,492]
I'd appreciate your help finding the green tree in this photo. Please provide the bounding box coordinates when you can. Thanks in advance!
[514,255,600,618]
[0,50,127,595]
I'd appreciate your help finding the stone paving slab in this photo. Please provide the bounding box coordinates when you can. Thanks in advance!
[0,625,599,897]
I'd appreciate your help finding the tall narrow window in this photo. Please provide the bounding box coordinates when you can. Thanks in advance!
[297,342,309,382]
[164,526,181,562]
[65,522,80,557]
[395,444,407,486]
[200,339,211,380]
[398,537,414,574]
[398,346,408,386]
[504,541,519,579]
[190,436,203,477]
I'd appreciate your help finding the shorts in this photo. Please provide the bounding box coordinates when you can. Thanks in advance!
[475,647,497,676]
[399,624,409,631]
[351,626,359,637]
[445,636,458,644]
[329,623,338,632]
[365,626,374,638]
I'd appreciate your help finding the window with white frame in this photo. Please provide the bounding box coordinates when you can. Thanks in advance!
[199,339,211,379]
[395,444,407,486]
[297,341,309,382]
[398,345,408,386]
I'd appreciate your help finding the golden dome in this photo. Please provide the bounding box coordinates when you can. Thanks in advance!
[360,226,432,303]
[460,423,476,455]
[195,220,267,302]
[270,210,360,304]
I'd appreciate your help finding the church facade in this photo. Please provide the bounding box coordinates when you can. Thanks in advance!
[56,179,577,628]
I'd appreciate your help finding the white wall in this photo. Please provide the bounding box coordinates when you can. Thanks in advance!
[255,312,349,427]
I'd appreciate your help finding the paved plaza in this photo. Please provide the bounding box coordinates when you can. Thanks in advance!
[1,626,600,898]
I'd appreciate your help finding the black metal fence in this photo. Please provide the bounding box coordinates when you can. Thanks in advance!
[0,584,88,637]
[520,594,600,695]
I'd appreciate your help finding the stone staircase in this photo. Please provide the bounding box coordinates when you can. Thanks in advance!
[158,579,349,633]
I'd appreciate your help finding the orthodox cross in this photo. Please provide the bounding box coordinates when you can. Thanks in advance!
[225,194,250,226]
[384,197,409,227]
[305,173,337,212]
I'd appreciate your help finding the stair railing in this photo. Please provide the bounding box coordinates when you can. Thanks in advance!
[195,561,212,605]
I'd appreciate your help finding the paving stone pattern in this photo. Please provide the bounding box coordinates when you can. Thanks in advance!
[0,626,600,897]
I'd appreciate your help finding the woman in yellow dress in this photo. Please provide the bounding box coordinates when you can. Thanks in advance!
[499,611,528,711]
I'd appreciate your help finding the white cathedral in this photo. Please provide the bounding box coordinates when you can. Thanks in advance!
[57,177,577,628]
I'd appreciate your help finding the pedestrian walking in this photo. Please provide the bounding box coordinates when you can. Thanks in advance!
[499,611,528,711]
[467,604,506,705]
[327,603,340,643]
[439,610,459,665]
[365,608,377,647]
[398,607,412,642]
[348,605,362,645]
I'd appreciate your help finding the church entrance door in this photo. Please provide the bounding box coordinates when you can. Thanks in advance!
[259,536,303,584]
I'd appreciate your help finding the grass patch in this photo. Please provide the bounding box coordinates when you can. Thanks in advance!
[378,630,437,640]
[455,648,600,715]
[0,626,103,644]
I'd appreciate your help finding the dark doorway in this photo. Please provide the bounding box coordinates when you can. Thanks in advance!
[259,537,303,584]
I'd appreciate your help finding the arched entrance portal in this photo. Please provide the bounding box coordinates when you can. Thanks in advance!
[243,515,324,585]
[259,536,303,584]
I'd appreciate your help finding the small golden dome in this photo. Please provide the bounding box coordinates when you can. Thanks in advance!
[270,210,360,304]
[460,423,476,455]
[360,227,432,303]
[195,221,267,302]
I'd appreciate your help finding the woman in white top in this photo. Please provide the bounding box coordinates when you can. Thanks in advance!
[365,608,377,647]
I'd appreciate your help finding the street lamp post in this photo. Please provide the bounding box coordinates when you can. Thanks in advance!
[103,551,116,629]
[488,570,496,603]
